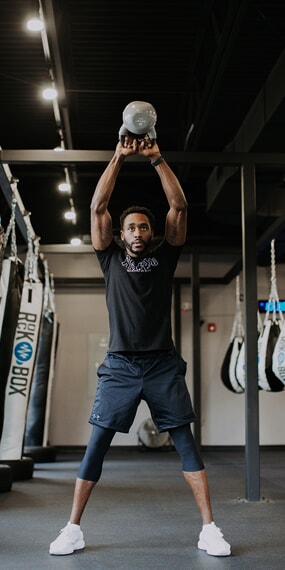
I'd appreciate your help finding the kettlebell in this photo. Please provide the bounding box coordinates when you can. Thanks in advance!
[118,101,157,144]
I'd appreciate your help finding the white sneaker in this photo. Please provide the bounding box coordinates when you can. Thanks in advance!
[49,522,85,555]
[198,522,231,556]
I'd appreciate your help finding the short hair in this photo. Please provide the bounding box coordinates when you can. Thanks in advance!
[120,205,155,230]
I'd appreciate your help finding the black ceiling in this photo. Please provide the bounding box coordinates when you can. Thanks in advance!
[1,0,285,268]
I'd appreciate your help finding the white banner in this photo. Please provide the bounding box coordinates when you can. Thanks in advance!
[0,281,43,459]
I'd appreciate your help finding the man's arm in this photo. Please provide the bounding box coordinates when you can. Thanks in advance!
[138,141,188,246]
[90,139,136,250]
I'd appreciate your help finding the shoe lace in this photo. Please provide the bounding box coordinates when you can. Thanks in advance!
[215,526,223,535]
[208,525,224,539]
[60,526,71,536]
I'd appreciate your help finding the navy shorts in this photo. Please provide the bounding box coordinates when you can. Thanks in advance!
[89,349,197,433]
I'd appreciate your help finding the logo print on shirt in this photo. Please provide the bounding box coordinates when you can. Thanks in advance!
[121,254,158,272]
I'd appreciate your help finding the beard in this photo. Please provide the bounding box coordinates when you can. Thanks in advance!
[125,236,152,257]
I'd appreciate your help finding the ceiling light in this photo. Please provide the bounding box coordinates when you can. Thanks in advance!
[26,18,45,32]
[70,237,82,246]
[42,87,58,100]
[58,182,71,192]
[64,210,76,221]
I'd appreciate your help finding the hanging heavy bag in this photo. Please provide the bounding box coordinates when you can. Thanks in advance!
[0,196,24,438]
[257,239,284,392]
[258,318,284,391]
[43,316,59,447]
[24,261,58,450]
[0,259,24,437]
[220,275,244,393]
[24,310,54,447]
[235,311,263,390]
[272,320,285,386]
[0,235,43,460]
[221,337,244,392]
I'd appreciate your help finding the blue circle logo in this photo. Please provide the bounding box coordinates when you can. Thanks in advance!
[14,342,33,365]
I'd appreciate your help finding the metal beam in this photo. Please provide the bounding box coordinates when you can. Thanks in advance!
[1,149,285,166]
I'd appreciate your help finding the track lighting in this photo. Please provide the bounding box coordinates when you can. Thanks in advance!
[58,182,71,192]
[25,10,77,244]
[70,237,82,246]
[26,17,45,32]
[64,211,76,221]
[42,87,58,100]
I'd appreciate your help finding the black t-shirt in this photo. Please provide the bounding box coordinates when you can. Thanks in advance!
[95,239,182,352]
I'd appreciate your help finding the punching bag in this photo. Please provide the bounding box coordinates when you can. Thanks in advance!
[0,258,24,437]
[0,232,43,461]
[0,279,43,459]
[24,311,54,446]
[220,276,244,393]
[43,317,59,447]
[258,239,284,392]
[221,337,244,393]
[272,321,285,386]
[24,263,59,461]
[235,311,263,390]
[258,318,284,392]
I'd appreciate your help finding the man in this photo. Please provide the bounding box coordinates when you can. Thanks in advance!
[49,135,231,557]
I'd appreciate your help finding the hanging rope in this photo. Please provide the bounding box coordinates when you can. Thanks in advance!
[266,239,283,324]
[42,258,55,313]
[4,190,18,261]
[24,210,41,284]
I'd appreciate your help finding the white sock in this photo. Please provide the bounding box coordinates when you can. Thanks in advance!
[203,522,214,529]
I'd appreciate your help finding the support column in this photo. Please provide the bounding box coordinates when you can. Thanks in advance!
[241,163,260,501]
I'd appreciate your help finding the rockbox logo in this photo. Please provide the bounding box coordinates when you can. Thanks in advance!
[9,312,36,396]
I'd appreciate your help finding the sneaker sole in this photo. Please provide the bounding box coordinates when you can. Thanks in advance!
[49,547,85,556]
[198,540,231,556]
[49,540,85,556]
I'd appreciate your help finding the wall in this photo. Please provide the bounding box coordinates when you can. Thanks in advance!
[44,248,285,447]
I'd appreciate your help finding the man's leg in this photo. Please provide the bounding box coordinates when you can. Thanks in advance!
[68,425,115,524]
[169,425,231,556]
[49,425,115,555]
[69,478,96,525]
[183,468,213,524]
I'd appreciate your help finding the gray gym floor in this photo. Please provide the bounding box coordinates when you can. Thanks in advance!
[1,447,284,570]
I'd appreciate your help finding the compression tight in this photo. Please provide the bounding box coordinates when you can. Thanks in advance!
[78,423,204,483]
[168,424,205,472]
[77,425,116,482]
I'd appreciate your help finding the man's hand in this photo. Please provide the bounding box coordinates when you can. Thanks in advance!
[138,137,161,160]
[116,134,161,161]
[116,135,138,157]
